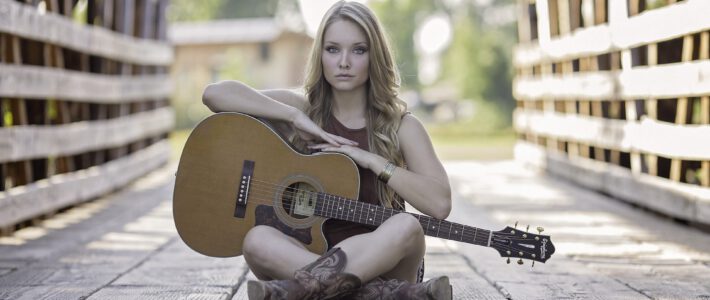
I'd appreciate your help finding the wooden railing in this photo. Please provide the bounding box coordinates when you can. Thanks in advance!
[513,0,710,226]
[0,0,173,234]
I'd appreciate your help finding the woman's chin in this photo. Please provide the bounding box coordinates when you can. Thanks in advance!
[329,81,366,92]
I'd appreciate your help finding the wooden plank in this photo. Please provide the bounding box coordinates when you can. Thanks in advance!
[0,64,172,103]
[517,0,531,43]
[513,108,710,160]
[702,31,710,187]
[513,59,710,101]
[670,34,695,182]
[625,100,642,174]
[514,141,710,226]
[0,141,170,228]
[0,106,174,163]
[0,0,173,65]
[514,0,710,67]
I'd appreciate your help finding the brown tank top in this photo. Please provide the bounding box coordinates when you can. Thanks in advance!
[321,115,379,248]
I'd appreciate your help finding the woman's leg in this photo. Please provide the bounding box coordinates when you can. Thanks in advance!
[244,213,424,282]
[336,213,426,283]
[242,225,319,280]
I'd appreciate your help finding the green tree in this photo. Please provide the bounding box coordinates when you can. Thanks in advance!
[441,4,516,127]
[167,0,224,22]
[370,0,436,91]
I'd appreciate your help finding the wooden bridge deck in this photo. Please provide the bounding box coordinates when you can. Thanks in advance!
[1,160,709,299]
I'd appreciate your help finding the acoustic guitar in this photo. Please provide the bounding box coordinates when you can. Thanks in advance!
[173,113,555,265]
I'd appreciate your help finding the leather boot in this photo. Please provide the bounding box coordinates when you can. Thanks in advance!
[247,247,362,300]
[344,275,452,300]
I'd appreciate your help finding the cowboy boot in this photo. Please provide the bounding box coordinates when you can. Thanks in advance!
[344,275,452,300]
[247,247,362,300]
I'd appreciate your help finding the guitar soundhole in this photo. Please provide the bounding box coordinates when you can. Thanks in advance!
[281,182,317,219]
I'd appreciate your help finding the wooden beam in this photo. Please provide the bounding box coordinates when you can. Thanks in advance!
[0,107,174,163]
[670,35,695,182]
[515,141,710,227]
[0,64,172,103]
[514,109,710,160]
[0,141,170,228]
[514,0,710,67]
[700,31,709,187]
[0,0,172,66]
[513,60,710,101]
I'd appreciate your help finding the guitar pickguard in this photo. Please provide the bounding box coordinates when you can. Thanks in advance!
[255,205,313,244]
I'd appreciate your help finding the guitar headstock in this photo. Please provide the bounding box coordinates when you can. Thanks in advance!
[490,223,555,266]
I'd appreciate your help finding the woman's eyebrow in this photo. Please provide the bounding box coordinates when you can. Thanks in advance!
[324,41,368,46]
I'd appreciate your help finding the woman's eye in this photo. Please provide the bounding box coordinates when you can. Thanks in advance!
[354,48,368,54]
[325,46,339,53]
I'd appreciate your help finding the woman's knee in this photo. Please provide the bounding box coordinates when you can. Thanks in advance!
[243,225,279,260]
[387,213,425,247]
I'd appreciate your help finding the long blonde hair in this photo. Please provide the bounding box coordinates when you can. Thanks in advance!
[300,1,407,209]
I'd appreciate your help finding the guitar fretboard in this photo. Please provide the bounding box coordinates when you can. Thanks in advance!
[314,192,491,247]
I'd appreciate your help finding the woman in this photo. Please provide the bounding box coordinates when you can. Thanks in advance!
[202,1,452,299]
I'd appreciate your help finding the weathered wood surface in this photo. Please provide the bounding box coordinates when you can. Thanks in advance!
[0,141,170,228]
[513,108,710,160]
[1,160,710,299]
[513,60,710,100]
[0,0,173,65]
[0,64,173,103]
[516,141,710,226]
[514,0,710,66]
[0,106,174,162]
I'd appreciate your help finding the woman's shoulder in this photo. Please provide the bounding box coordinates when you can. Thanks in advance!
[397,112,429,142]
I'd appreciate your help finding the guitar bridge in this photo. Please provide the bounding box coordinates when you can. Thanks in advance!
[234,160,255,218]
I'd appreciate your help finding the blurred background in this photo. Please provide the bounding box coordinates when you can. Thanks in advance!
[166,0,519,161]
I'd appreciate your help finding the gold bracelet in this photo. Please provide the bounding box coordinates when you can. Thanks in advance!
[378,161,396,183]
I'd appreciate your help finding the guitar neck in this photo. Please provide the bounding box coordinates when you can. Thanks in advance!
[315,192,492,248]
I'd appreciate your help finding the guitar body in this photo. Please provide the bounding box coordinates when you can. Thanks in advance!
[173,113,360,257]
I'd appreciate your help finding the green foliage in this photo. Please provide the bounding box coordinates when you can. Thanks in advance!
[370,0,436,91]
[167,0,224,22]
[441,6,516,128]
[167,0,297,22]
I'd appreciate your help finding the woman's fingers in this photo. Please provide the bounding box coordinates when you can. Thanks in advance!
[326,133,358,146]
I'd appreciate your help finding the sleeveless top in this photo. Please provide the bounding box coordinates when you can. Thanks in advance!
[321,115,379,247]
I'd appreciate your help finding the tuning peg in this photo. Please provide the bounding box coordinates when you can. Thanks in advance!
[537,226,544,234]
[517,258,524,265]
[514,221,518,229]
[506,257,510,264]
[526,225,530,232]
[531,261,535,268]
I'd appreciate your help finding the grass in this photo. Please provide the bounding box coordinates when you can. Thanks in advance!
[425,121,516,161]
[168,121,517,163]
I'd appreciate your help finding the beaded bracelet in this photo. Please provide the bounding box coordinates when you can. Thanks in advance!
[378,161,396,183]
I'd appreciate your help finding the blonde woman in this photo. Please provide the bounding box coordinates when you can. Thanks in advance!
[202,1,452,299]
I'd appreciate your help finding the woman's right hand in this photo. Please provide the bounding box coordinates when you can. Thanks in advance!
[290,111,358,147]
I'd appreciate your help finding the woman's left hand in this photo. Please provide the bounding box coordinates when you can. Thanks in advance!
[308,144,381,170]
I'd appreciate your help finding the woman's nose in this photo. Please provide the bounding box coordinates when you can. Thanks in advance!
[338,53,350,69]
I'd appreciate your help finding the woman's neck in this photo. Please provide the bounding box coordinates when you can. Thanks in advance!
[331,85,367,122]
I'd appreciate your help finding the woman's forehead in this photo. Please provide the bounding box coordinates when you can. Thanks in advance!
[324,20,368,45]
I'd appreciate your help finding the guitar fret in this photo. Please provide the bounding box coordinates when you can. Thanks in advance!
[436,219,441,237]
[473,228,478,243]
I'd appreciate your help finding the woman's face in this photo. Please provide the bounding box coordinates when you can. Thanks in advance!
[322,19,370,92]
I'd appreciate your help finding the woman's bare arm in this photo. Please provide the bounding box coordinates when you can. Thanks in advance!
[310,114,452,219]
[202,80,357,147]
[202,80,306,123]
[373,114,452,219]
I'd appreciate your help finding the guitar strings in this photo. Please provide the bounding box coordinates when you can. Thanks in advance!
[245,183,535,252]
[246,180,531,246]
[229,182,517,252]
[226,189,531,257]
[199,175,535,257]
